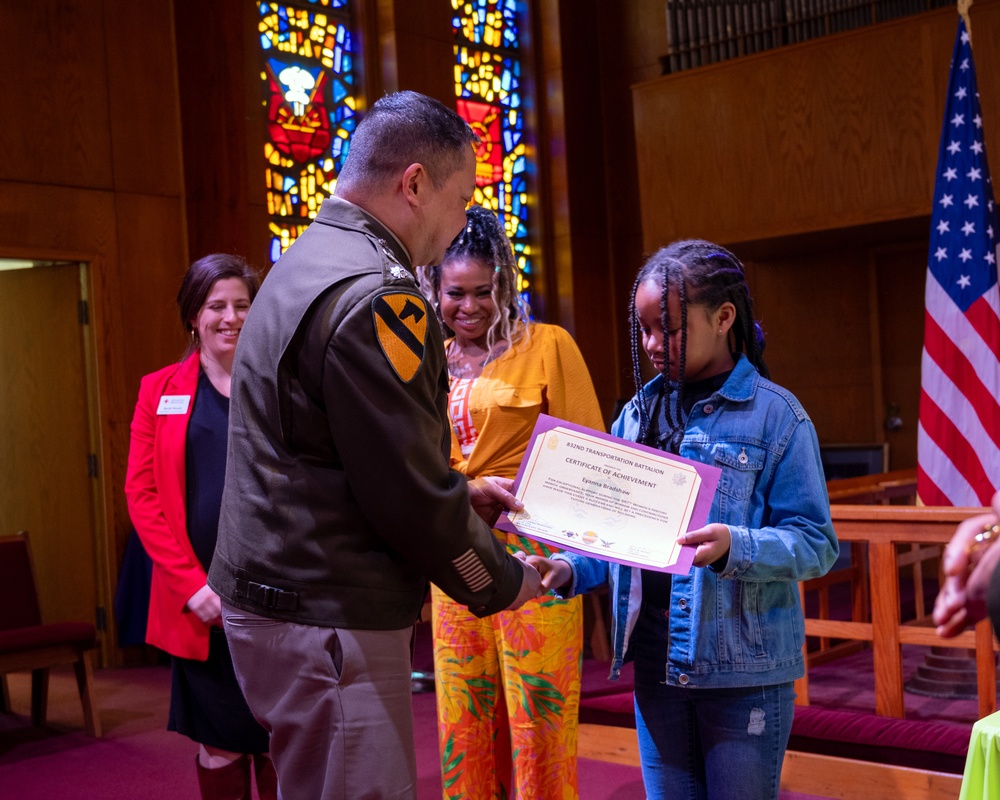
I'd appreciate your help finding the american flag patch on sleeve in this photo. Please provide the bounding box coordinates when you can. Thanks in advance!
[452,548,493,593]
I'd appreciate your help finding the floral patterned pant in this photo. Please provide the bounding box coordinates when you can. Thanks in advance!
[430,583,583,800]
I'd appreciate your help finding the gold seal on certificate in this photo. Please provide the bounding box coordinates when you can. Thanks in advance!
[496,414,721,573]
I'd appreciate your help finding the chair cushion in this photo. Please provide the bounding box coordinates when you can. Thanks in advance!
[0,622,97,654]
[578,687,971,774]
[579,690,636,727]
[788,704,970,774]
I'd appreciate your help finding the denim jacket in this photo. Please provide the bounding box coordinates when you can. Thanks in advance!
[556,356,838,688]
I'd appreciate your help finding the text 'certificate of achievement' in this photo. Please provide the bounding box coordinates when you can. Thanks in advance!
[496,414,721,573]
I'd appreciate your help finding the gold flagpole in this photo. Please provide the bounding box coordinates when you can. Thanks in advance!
[958,0,973,46]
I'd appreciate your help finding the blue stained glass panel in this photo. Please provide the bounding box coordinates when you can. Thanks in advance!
[259,1,356,260]
[452,0,535,303]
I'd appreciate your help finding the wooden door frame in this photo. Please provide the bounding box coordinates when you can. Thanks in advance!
[0,247,115,668]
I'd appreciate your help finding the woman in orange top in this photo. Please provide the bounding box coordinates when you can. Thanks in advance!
[125,254,274,800]
[419,206,604,799]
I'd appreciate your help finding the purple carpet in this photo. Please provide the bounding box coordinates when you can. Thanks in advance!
[0,637,976,799]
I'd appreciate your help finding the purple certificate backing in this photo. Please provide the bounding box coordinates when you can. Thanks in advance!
[495,414,722,574]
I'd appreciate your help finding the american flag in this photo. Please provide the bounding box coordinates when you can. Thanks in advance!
[917,18,1000,507]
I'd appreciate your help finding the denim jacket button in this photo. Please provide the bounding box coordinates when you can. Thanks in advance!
[678,598,687,610]
[703,404,714,414]
[678,673,690,685]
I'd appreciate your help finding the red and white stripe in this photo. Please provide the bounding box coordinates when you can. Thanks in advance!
[917,272,1000,506]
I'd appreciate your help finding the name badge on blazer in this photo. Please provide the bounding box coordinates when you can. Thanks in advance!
[157,395,191,415]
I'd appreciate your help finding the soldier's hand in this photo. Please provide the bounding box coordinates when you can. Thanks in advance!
[506,551,543,609]
[468,476,523,526]
[526,555,573,594]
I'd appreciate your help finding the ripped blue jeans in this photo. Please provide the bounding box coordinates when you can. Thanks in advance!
[631,604,794,800]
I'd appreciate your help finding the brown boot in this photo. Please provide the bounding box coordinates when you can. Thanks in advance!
[253,753,278,800]
[195,753,251,800]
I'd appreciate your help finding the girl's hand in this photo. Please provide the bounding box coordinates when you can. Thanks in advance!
[677,523,731,568]
[525,555,572,594]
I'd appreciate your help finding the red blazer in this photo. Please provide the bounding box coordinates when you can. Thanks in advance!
[124,352,211,660]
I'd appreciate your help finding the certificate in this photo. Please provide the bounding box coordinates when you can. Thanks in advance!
[496,414,721,573]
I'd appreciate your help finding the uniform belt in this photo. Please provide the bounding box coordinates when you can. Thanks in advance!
[234,579,300,611]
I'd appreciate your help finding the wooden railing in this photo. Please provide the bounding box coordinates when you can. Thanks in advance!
[798,504,997,720]
[825,468,917,504]
[802,469,918,665]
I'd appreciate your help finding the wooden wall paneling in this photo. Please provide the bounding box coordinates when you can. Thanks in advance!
[102,0,188,665]
[748,249,876,444]
[631,7,961,249]
[867,254,886,446]
[111,186,187,538]
[374,0,401,95]
[0,0,113,189]
[531,0,621,419]
[107,191,188,662]
[114,195,190,407]
[530,0,566,322]
[350,0,382,105]
[969,1,1000,142]
[548,0,606,324]
[104,0,185,198]
[174,0,254,263]
[596,0,664,413]
[244,1,273,272]
[873,242,926,471]
[376,0,453,102]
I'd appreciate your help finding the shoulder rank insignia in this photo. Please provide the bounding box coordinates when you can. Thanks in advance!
[377,238,413,285]
[372,293,429,382]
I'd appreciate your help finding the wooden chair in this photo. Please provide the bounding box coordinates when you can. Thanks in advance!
[0,531,101,736]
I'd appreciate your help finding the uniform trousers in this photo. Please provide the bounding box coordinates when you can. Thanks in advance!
[222,602,415,800]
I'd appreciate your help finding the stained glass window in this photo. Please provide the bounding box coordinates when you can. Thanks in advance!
[259,0,357,263]
[452,0,535,306]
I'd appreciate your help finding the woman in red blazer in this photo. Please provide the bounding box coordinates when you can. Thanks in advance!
[125,253,274,800]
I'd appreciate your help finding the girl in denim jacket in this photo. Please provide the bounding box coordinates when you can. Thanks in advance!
[529,240,838,800]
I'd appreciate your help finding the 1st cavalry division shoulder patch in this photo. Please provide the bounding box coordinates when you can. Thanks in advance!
[372,292,429,382]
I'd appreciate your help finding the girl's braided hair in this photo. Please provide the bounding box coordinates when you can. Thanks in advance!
[628,239,768,444]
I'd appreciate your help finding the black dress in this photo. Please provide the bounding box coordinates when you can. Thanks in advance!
[166,369,269,753]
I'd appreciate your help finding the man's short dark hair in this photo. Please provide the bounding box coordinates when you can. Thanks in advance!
[336,91,479,194]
